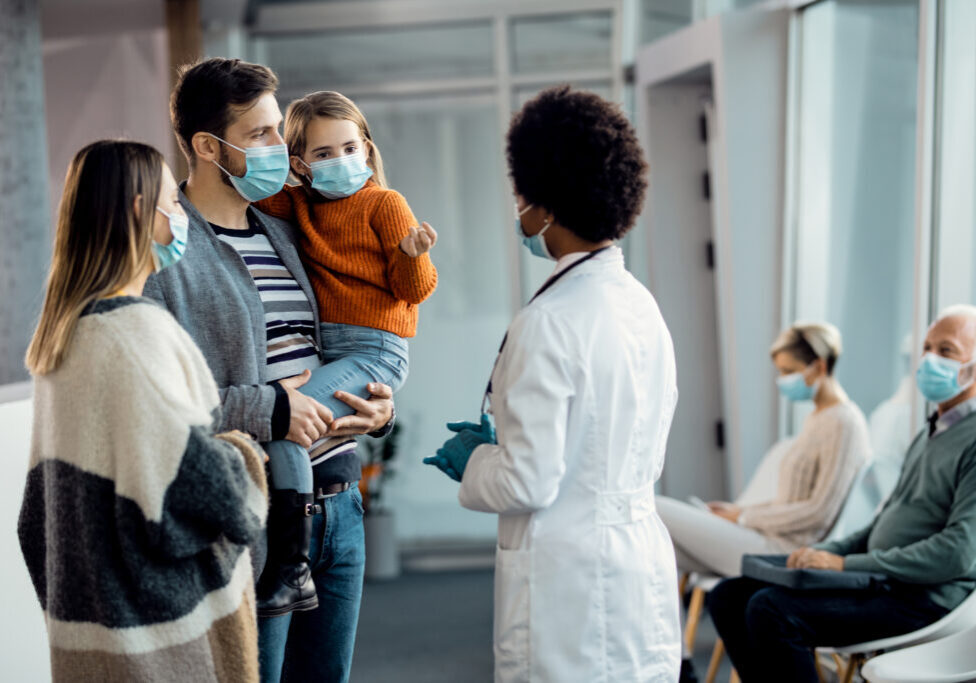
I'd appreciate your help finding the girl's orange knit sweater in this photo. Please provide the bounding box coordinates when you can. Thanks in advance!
[255,180,437,338]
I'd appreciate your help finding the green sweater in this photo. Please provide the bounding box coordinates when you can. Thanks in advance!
[817,411,976,611]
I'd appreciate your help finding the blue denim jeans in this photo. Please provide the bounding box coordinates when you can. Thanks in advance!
[265,324,409,492]
[258,486,366,683]
[708,576,948,682]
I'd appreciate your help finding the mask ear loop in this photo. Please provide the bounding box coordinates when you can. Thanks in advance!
[208,134,248,180]
[803,359,824,396]
[958,359,976,389]
[294,157,314,187]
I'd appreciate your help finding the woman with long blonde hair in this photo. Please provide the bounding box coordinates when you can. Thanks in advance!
[19,140,268,682]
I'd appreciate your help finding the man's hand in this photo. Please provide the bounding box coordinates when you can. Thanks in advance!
[329,383,395,436]
[707,501,742,523]
[787,548,844,571]
[399,222,438,257]
[279,370,333,447]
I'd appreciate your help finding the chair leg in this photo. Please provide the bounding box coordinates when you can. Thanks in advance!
[705,638,724,683]
[839,653,862,683]
[729,669,741,683]
[679,571,690,599]
[813,650,825,683]
[684,586,706,653]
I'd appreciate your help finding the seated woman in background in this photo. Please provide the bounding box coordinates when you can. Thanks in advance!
[18,140,268,682]
[658,322,871,578]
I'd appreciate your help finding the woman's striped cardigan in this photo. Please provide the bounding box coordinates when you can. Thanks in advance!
[18,297,268,682]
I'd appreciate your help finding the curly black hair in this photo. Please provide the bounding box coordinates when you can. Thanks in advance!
[506,85,648,242]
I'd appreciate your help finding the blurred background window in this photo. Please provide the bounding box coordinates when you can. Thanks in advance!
[789,0,920,443]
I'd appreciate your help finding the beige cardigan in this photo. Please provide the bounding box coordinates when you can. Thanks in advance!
[738,401,871,549]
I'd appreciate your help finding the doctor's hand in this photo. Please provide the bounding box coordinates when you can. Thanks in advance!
[399,222,438,257]
[423,415,495,482]
[328,383,394,437]
[787,548,844,572]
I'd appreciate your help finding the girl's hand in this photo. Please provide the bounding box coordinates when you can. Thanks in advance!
[399,222,438,257]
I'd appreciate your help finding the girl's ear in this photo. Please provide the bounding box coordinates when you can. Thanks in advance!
[290,155,307,178]
[132,194,143,221]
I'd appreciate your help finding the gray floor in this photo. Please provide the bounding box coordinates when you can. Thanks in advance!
[352,569,495,683]
[352,568,732,682]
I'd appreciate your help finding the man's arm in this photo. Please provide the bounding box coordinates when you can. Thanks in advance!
[813,522,874,557]
[144,275,289,443]
[842,451,976,583]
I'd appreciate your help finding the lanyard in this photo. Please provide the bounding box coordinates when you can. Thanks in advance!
[480,246,611,415]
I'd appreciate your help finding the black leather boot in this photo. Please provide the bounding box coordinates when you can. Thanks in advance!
[257,490,320,617]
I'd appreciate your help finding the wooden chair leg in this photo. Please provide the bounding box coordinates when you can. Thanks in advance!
[705,638,724,683]
[679,571,690,599]
[813,650,825,683]
[839,653,862,683]
[729,669,741,683]
[684,586,706,653]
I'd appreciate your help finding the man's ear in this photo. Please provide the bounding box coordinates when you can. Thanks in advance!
[191,133,220,163]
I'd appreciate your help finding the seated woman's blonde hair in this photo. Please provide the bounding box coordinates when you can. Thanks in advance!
[770,322,843,375]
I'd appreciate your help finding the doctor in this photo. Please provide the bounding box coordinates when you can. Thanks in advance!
[425,86,682,681]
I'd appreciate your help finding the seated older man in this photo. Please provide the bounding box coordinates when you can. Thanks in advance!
[708,305,976,682]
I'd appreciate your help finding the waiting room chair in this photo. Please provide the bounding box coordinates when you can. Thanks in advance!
[860,626,976,682]
[691,454,885,683]
[820,587,976,683]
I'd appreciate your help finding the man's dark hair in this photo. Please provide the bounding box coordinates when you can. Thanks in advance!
[506,85,648,242]
[170,58,278,163]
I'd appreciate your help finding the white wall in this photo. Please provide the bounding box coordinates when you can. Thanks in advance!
[0,395,51,681]
[635,7,789,495]
[41,1,175,223]
[714,8,790,488]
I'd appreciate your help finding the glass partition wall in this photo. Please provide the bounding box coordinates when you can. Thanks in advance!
[786,0,921,459]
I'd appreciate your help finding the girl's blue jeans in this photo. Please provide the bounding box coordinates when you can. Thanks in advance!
[265,323,409,492]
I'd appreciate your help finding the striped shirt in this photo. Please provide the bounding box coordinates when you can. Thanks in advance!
[212,215,321,383]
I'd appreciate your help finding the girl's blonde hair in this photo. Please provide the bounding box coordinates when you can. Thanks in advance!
[283,90,388,189]
[26,140,163,375]
[770,322,843,375]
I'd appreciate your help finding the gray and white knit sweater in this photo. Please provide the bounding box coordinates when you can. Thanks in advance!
[17,297,268,682]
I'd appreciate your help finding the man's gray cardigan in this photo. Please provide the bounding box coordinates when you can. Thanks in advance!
[143,188,323,443]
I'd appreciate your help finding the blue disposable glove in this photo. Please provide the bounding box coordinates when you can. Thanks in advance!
[446,414,496,443]
[423,414,496,482]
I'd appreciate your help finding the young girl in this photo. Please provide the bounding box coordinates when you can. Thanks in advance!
[253,91,437,614]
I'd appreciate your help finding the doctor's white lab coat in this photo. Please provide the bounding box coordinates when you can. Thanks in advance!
[459,247,681,682]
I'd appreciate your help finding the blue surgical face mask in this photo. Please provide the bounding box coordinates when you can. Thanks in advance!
[776,365,820,402]
[152,207,189,272]
[211,135,290,202]
[515,203,554,260]
[916,352,975,404]
[301,152,373,200]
